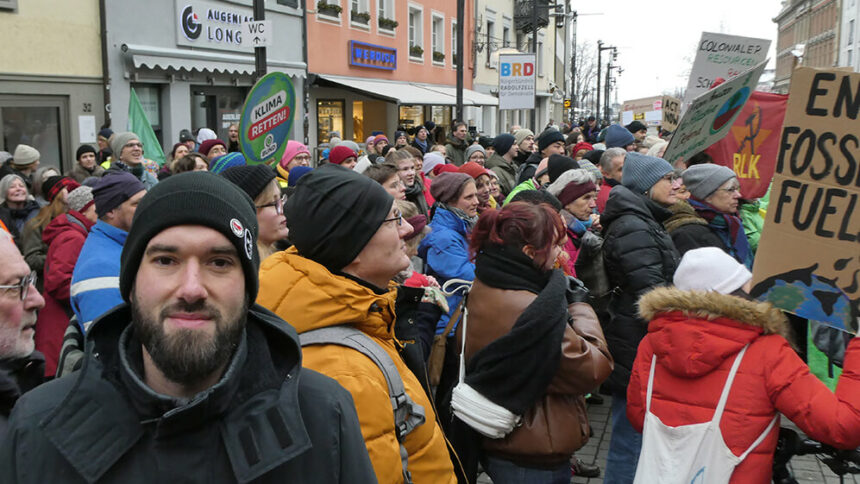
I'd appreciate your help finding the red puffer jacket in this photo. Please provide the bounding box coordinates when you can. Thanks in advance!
[36,210,94,376]
[627,287,860,484]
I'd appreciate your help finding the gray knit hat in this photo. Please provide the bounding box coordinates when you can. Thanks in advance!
[12,144,40,166]
[682,164,737,201]
[67,186,95,212]
[465,144,486,161]
[621,152,673,194]
[109,132,140,158]
[514,129,535,146]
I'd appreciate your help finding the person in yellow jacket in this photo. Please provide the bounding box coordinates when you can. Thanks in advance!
[257,164,456,484]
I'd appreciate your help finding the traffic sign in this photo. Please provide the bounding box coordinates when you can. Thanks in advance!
[241,20,272,48]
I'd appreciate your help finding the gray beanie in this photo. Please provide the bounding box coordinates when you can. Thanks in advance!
[682,164,737,200]
[337,139,361,154]
[465,144,486,161]
[621,152,673,194]
[0,151,14,165]
[109,132,140,158]
[12,144,40,166]
[67,186,94,212]
[514,129,534,146]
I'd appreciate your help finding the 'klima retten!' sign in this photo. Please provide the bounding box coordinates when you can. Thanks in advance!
[348,41,397,71]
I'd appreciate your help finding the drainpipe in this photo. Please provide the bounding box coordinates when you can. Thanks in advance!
[99,0,111,128]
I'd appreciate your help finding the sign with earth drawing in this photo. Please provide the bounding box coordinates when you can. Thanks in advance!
[662,60,767,166]
[239,71,296,165]
[752,67,860,335]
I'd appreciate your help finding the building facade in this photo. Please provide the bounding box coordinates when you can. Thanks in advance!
[773,0,841,93]
[839,0,859,70]
[0,0,105,172]
[306,0,502,149]
[103,0,306,155]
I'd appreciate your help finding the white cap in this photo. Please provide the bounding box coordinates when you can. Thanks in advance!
[673,247,752,294]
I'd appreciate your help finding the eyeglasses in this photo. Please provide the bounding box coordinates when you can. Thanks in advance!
[256,195,286,214]
[0,271,37,301]
[124,142,143,149]
[383,209,403,226]
[718,185,742,194]
[661,173,680,183]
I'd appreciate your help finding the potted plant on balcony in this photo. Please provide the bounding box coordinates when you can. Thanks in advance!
[410,45,424,57]
[316,1,342,17]
[351,10,371,24]
[378,17,399,30]
[433,51,445,62]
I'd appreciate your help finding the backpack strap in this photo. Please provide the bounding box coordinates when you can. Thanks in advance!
[300,325,425,484]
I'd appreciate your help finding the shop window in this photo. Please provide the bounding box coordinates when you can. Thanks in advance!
[431,14,445,65]
[399,105,423,131]
[317,100,344,145]
[132,85,163,149]
[353,101,364,142]
[431,106,451,142]
[409,5,424,60]
[0,97,66,172]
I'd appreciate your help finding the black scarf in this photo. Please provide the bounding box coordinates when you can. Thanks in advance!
[466,244,567,415]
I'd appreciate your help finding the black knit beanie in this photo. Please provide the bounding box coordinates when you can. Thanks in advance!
[538,129,565,153]
[286,163,393,272]
[547,154,580,183]
[220,165,275,201]
[492,134,515,156]
[120,172,260,303]
[76,144,97,161]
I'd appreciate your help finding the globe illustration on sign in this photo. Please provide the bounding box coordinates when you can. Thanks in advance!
[711,87,751,134]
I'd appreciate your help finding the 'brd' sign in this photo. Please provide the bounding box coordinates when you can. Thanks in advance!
[239,72,296,165]
[499,53,536,110]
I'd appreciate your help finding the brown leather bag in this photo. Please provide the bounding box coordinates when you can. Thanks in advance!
[427,301,464,386]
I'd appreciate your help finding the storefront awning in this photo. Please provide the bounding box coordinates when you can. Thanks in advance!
[123,44,306,79]
[317,75,498,106]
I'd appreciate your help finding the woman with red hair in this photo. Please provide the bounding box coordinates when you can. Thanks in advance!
[451,201,613,483]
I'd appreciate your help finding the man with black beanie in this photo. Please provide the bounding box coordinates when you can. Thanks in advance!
[257,164,458,483]
[0,172,375,484]
[485,133,519,197]
[517,128,567,185]
[71,144,105,183]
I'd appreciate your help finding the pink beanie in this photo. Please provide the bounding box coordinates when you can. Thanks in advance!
[279,140,310,168]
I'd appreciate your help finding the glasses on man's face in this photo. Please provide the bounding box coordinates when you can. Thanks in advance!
[0,271,37,301]
[383,209,403,226]
[256,195,287,215]
[125,142,144,149]
[661,173,680,183]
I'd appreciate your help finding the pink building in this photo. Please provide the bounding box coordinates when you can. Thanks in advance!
[306,0,496,148]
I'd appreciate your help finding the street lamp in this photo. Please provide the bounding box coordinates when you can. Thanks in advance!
[596,41,616,124]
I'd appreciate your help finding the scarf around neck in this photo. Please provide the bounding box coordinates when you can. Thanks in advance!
[441,203,479,230]
[689,198,752,268]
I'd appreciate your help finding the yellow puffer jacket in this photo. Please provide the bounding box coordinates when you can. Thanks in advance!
[257,248,456,484]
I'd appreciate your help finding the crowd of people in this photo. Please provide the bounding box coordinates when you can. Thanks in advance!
[0,116,857,484]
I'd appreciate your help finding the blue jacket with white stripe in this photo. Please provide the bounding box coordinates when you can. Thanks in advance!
[70,221,127,332]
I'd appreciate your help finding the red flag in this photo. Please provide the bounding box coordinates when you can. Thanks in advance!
[704,91,788,199]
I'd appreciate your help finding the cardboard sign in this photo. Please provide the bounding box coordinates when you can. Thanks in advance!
[705,91,788,199]
[751,68,860,334]
[683,32,770,109]
[620,95,680,130]
[661,96,681,133]
[663,60,766,164]
[239,72,296,165]
[498,53,536,110]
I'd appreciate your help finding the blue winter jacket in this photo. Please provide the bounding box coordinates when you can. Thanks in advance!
[418,207,474,335]
[70,221,127,332]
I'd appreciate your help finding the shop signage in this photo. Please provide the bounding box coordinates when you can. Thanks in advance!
[349,41,397,70]
[176,0,255,53]
[239,72,296,164]
[498,53,536,110]
[752,67,860,334]
[682,32,770,110]
[663,60,766,164]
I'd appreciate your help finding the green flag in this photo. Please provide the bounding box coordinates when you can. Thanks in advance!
[128,88,166,165]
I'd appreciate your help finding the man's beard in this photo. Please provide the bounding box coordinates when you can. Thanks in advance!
[0,313,36,359]
[131,294,247,387]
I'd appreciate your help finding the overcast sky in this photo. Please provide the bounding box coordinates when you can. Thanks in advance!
[574,0,784,102]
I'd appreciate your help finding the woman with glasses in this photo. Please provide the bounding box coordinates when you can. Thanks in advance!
[220,165,288,261]
[599,152,680,484]
[676,164,754,269]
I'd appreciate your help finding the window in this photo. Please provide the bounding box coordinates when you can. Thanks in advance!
[378,0,395,31]
[317,0,342,21]
[849,49,853,66]
[276,0,298,7]
[408,5,423,59]
[0,0,17,11]
[0,95,69,172]
[317,100,344,145]
[349,0,370,27]
[850,20,855,45]
[537,39,544,77]
[503,26,510,47]
[432,14,445,64]
[486,20,494,65]
[451,19,458,67]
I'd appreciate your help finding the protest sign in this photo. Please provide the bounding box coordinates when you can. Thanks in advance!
[239,72,296,165]
[683,32,770,109]
[620,95,679,130]
[705,91,788,199]
[751,68,860,334]
[499,53,536,110]
[663,60,766,165]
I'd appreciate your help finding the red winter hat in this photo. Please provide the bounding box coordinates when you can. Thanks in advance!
[329,145,357,165]
[199,139,227,157]
[432,164,459,176]
[572,142,594,155]
[458,161,491,181]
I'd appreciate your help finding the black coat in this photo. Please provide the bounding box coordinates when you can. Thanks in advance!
[600,186,679,396]
[516,152,543,185]
[0,351,45,439]
[0,304,376,484]
[663,200,728,258]
[394,285,443,398]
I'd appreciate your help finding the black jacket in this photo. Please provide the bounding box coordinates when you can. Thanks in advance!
[663,200,729,258]
[0,304,376,484]
[394,285,443,398]
[600,186,679,395]
[516,152,543,185]
[0,351,45,439]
